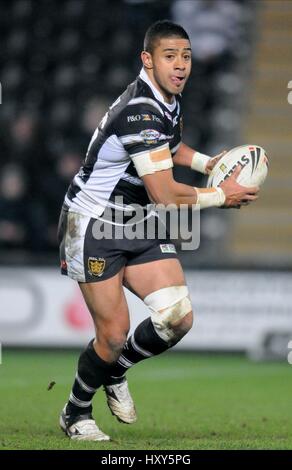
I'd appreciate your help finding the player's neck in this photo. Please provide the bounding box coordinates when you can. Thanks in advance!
[140,68,175,107]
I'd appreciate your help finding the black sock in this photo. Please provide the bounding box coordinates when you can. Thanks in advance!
[107,317,170,382]
[67,339,115,415]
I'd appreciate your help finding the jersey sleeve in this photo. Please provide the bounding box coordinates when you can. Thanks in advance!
[114,102,173,176]
[115,102,167,154]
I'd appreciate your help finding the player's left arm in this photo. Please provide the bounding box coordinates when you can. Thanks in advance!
[172,142,226,175]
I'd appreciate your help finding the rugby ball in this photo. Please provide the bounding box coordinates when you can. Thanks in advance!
[207,145,269,188]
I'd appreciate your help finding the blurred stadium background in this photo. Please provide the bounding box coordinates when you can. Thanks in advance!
[0,0,292,450]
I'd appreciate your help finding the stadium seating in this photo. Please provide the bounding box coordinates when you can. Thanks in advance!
[1,0,288,269]
[229,0,292,267]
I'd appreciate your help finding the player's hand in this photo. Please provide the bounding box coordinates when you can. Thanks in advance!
[205,150,227,175]
[219,165,259,208]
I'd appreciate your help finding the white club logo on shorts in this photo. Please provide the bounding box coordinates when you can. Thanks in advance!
[88,257,106,277]
[160,244,177,254]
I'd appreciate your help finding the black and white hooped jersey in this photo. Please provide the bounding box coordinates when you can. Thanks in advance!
[64,68,183,217]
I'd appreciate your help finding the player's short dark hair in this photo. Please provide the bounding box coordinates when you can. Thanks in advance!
[144,20,190,54]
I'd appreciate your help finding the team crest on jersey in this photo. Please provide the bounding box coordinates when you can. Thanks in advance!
[140,129,160,145]
[88,257,106,276]
[172,115,179,127]
[165,111,179,127]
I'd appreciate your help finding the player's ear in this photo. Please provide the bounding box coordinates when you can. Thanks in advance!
[141,51,153,69]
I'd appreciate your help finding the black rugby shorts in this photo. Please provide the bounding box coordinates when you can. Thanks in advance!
[58,205,178,283]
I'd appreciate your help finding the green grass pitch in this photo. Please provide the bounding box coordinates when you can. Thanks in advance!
[0,350,291,450]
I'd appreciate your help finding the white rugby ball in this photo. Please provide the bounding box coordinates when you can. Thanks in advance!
[207,145,269,188]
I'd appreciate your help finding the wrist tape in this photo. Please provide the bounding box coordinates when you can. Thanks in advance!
[194,187,226,209]
[191,152,211,174]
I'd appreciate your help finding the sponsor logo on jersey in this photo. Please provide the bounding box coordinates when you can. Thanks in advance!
[159,133,174,141]
[160,244,177,254]
[88,257,106,276]
[151,114,163,124]
[127,114,163,124]
[127,114,141,122]
[140,129,160,144]
[141,114,151,121]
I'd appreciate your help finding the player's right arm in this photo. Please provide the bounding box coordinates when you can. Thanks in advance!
[142,165,259,209]
[116,104,258,209]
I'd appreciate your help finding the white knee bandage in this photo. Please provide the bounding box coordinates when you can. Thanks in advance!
[143,286,192,343]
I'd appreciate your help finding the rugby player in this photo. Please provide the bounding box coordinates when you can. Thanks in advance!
[58,20,259,441]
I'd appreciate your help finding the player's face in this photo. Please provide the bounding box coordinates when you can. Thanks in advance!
[143,37,192,103]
